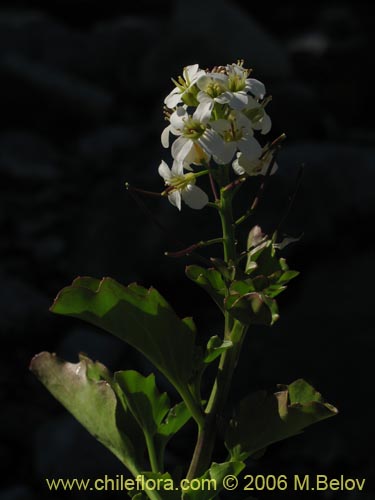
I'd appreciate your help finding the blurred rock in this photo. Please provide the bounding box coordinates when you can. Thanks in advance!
[0,485,33,500]
[261,142,375,247]
[58,327,125,369]
[270,81,325,140]
[141,0,291,95]
[76,125,142,169]
[0,274,49,341]
[1,55,113,120]
[0,132,60,181]
[93,16,162,87]
[34,415,124,478]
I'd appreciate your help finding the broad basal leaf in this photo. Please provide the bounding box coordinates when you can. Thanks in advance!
[182,461,245,500]
[225,379,338,461]
[30,352,143,474]
[50,277,198,392]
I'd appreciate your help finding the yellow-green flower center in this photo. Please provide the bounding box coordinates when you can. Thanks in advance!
[206,82,226,98]
[228,74,246,92]
[182,118,206,139]
[168,173,196,191]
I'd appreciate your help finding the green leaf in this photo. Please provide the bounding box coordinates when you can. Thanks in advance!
[186,266,226,312]
[30,352,142,474]
[115,370,169,437]
[182,461,245,500]
[204,336,233,364]
[158,401,192,440]
[50,277,198,392]
[225,379,338,461]
[225,291,278,326]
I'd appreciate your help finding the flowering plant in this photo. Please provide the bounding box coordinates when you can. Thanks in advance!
[31,61,337,499]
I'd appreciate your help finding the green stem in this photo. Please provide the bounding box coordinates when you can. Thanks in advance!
[186,175,248,479]
[125,464,163,500]
[178,385,205,429]
[145,433,161,473]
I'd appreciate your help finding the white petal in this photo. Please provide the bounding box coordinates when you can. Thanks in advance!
[247,78,266,99]
[246,96,260,110]
[170,106,187,131]
[214,91,231,105]
[197,72,228,91]
[260,113,272,135]
[232,155,245,175]
[168,190,182,211]
[171,160,184,176]
[225,91,249,110]
[194,99,214,123]
[197,91,213,104]
[171,136,194,162]
[184,143,209,167]
[184,64,205,84]
[184,64,199,81]
[164,88,182,108]
[237,136,262,161]
[158,160,172,180]
[182,184,209,209]
[234,111,253,133]
[161,125,171,148]
[209,119,230,134]
[233,153,257,176]
[199,129,236,165]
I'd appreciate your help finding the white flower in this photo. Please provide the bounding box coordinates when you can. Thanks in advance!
[164,64,205,108]
[210,111,262,164]
[232,149,278,176]
[195,72,230,122]
[158,160,208,211]
[162,107,231,165]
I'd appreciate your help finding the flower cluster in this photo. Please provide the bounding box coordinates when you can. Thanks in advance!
[159,61,277,210]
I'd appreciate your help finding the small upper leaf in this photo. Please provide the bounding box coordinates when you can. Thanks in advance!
[50,277,198,392]
[186,266,226,312]
[225,379,338,461]
[157,401,192,440]
[204,336,233,364]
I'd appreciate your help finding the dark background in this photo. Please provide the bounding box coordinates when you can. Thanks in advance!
[1,1,374,499]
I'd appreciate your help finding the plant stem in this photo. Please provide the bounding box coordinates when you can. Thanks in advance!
[145,433,162,473]
[186,175,247,479]
[178,385,205,429]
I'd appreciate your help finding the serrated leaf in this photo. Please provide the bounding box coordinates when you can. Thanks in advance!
[50,277,198,393]
[182,461,245,500]
[115,370,170,438]
[30,352,143,474]
[186,266,226,312]
[204,336,233,364]
[225,379,338,461]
